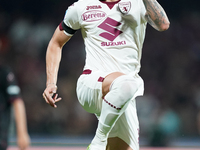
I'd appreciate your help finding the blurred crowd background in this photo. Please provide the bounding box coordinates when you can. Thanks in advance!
[0,0,200,147]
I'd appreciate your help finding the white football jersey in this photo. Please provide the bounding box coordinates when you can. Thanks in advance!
[63,0,147,75]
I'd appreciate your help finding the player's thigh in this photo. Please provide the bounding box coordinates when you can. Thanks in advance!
[102,72,125,98]
[106,137,133,150]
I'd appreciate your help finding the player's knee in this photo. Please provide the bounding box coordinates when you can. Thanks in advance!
[111,75,136,102]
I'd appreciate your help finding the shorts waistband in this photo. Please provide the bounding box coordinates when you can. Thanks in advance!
[82,69,92,74]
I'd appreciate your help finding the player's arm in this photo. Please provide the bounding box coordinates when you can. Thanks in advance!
[142,0,170,31]
[43,26,71,108]
[13,98,30,150]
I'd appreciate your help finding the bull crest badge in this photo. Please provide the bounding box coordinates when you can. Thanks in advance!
[118,1,131,14]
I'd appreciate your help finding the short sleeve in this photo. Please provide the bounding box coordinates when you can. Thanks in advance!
[3,68,21,101]
[63,2,81,36]
[140,0,147,23]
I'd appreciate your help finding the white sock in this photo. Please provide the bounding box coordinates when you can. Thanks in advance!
[90,75,139,150]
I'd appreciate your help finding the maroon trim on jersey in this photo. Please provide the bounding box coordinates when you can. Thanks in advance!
[59,21,77,34]
[100,0,121,9]
[59,22,64,30]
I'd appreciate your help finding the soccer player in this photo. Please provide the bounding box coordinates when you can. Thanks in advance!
[0,65,30,150]
[42,0,170,149]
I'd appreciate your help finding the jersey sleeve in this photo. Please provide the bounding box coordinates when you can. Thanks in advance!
[140,0,147,23]
[62,2,81,36]
[4,67,21,102]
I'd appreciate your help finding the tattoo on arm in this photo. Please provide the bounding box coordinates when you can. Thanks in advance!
[143,0,169,30]
[145,13,159,30]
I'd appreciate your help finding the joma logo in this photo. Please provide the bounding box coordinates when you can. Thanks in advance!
[86,5,102,10]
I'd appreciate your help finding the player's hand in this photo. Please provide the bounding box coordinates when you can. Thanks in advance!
[42,84,62,108]
[17,133,30,150]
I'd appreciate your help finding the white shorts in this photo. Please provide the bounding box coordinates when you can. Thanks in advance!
[76,69,143,150]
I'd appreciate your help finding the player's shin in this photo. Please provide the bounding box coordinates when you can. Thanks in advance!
[90,75,138,150]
